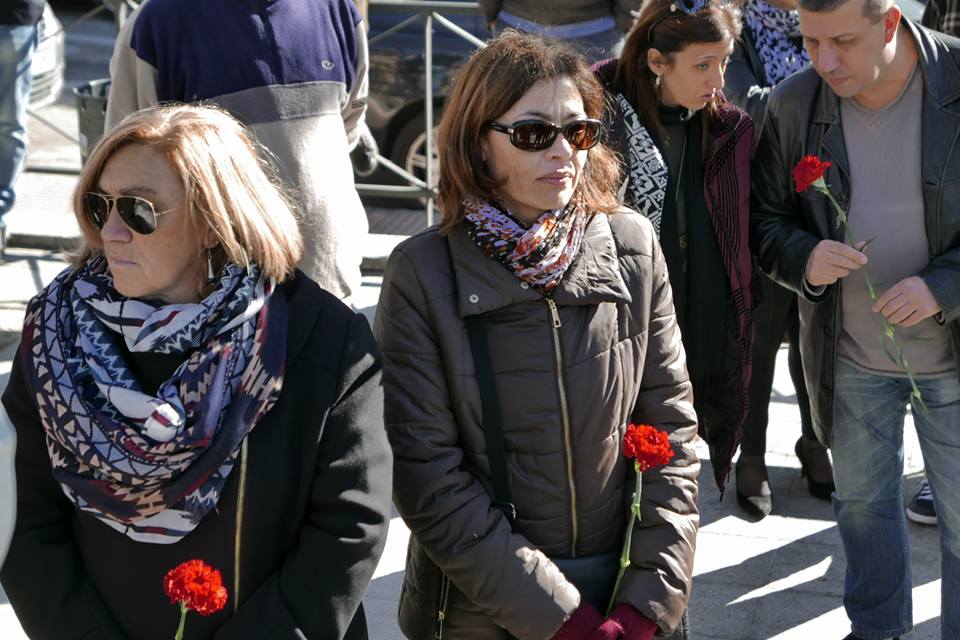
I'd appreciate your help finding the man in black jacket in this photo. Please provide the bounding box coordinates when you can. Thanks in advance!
[751,1,960,638]
[0,0,42,257]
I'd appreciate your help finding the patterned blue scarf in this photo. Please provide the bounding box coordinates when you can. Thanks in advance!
[744,0,810,86]
[22,258,287,543]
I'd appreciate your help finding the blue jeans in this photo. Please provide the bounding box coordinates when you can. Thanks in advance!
[0,23,37,224]
[832,358,960,639]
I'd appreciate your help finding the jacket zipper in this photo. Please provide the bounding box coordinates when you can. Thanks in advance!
[434,574,452,639]
[546,298,578,557]
[233,437,249,613]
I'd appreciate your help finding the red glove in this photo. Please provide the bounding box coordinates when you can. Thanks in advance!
[587,605,657,640]
[552,602,605,640]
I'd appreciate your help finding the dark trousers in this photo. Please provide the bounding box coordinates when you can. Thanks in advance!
[739,273,814,455]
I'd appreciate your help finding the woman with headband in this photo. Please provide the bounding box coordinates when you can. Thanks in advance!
[595,0,757,499]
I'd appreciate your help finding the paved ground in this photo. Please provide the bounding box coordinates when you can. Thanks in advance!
[0,4,944,638]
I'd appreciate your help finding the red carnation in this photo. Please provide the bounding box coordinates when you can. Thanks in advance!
[607,423,677,613]
[792,155,832,193]
[164,560,228,639]
[622,423,675,473]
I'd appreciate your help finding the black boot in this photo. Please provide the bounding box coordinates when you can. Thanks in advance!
[736,454,772,518]
[795,435,836,500]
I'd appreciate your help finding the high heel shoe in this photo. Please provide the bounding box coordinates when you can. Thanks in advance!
[736,454,772,519]
[795,436,835,500]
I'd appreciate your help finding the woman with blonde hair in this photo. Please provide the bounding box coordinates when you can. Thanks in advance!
[376,31,698,640]
[0,104,391,639]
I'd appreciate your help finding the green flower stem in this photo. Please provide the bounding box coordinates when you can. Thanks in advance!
[816,184,928,413]
[174,601,188,640]
[607,462,643,615]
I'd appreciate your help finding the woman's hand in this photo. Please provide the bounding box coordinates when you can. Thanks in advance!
[587,605,657,640]
[551,602,604,639]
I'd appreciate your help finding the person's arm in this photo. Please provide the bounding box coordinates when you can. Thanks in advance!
[609,220,699,635]
[724,40,770,133]
[341,13,370,151]
[0,343,126,640]
[750,92,827,299]
[479,0,502,27]
[612,0,640,34]
[104,5,159,131]
[213,313,392,639]
[751,93,869,300]
[373,247,581,640]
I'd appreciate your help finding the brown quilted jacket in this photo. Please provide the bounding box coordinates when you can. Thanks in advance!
[374,210,700,639]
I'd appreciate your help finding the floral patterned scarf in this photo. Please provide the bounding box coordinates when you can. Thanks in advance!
[462,197,589,295]
[22,257,286,543]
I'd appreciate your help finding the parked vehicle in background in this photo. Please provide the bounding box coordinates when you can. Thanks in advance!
[29,3,65,107]
[363,1,486,201]
[359,0,924,206]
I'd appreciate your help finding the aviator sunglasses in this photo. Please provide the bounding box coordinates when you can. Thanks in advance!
[83,192,176,235]
[485,118,603,152]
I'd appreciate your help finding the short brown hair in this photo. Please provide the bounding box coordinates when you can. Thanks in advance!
[614,0,741,142]
[436,31,620,232]
[73,104,302,284]
[797,0,892,22]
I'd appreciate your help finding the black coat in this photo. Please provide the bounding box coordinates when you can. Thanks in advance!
[751,19,960,445]
[0,270,392,639]
[724,29,770,134]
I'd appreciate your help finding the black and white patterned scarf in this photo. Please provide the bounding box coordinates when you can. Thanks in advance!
[614,93,668,236]
[462,196,588,295]
[744,0,810,86]
[22,258,287,543]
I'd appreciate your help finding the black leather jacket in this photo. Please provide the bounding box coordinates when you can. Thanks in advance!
[724,29,770,132]
[751,19,960,445]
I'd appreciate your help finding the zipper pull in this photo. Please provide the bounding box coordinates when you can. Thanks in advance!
[546,298,562,328]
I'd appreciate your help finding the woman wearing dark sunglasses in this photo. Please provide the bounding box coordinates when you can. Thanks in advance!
[594,0,757,498]
[375,31,698,640]
[0,104,391,639]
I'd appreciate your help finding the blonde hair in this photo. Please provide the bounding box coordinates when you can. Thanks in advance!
[72,103,303,283]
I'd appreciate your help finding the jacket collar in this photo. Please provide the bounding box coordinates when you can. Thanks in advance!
[813,18,960,126]
[449,212,632,317]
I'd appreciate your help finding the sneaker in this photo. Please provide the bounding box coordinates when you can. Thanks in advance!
[906,478,937,526]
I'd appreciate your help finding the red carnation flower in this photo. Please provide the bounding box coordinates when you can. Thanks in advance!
[164,559,228,638]
[792,155,832,193]
[622,423,675,473]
